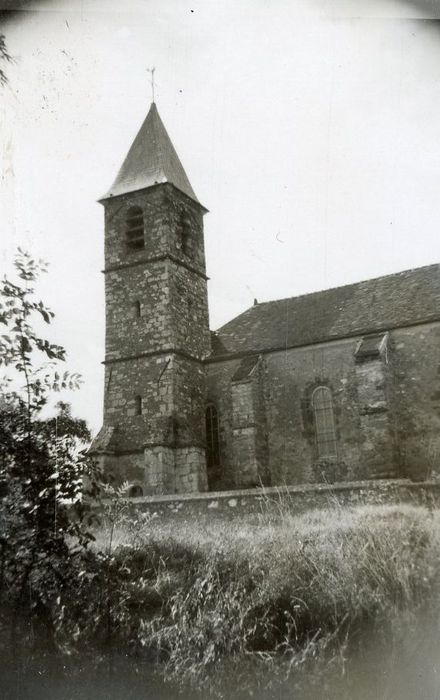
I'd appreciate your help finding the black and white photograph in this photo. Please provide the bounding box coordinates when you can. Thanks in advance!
[2,0,440,698]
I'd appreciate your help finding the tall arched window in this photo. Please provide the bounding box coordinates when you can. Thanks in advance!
[125,206,144,250]
[312,386,337,459]
[205,404,220,469]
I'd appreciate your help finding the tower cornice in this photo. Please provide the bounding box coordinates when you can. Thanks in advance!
[102,252,209,281]
[102,347,207,365]
[99,181,208,214]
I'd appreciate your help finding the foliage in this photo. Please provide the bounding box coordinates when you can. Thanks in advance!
[0,249,94,659]
[54,484,157,660]
[54,502,440,698]
[139,504,439,696]
[0,33,13,87]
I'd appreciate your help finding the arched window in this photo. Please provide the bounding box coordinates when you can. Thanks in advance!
[125,206,144,250]
[134,394,142,416]
[312,386,337,459]
[129,484,143,498]
[205,404,220,469]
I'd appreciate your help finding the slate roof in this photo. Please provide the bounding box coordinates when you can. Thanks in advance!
[231,355,260,381]
[211,264,440,358]
[89,425,118,454]
[354,333,388,362]
[101,102,200,203]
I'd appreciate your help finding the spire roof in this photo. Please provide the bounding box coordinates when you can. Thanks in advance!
[102,102,200,204]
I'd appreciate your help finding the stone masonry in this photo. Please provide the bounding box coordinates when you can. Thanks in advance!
[91,100,440,496]
[90,103,211,494]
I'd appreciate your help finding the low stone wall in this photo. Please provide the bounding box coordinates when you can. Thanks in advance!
[121,479,440,524]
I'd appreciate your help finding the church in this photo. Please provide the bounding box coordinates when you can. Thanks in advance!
[90,101,440,496]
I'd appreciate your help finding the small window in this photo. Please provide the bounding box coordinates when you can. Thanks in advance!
[312,386,337,459]
[181,228,190,255]
[135,395,142,416]
[133,300,141,318]
[206,404,220,469]
[126,206,144,250]
[178,215,191,256]
[129,485,143,498]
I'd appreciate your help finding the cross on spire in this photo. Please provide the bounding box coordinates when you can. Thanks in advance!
[147,67,156,103]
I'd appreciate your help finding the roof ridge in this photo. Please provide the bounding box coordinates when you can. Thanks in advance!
[247,261,440,311]
[152,102,166,183]
[214,261,440,352]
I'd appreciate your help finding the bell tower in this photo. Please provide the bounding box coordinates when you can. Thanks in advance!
[91,102,211,495]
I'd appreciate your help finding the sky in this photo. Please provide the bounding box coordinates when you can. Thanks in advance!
[1,0,440,433]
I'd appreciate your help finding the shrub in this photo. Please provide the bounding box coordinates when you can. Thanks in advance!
[0,250,95,664]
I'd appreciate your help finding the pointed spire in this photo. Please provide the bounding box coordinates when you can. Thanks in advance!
[102,102,200,204]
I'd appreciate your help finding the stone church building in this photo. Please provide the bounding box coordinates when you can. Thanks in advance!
[91,102,440,495]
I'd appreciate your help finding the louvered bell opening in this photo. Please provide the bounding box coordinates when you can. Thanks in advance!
[126,208,145,250]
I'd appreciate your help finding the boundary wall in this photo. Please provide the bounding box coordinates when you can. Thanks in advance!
[117,479,440,523]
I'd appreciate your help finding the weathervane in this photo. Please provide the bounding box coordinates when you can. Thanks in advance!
[147,67,156,103]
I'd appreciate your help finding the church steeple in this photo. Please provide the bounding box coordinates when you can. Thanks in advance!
[102,102,200,204]
[91,99,211,497]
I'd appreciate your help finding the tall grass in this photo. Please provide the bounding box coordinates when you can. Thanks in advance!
[83,503,440,697]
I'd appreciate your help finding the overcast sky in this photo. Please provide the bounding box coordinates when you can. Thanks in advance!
[2,0,440,432]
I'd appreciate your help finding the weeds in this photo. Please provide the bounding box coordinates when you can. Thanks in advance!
[64,503,440,697]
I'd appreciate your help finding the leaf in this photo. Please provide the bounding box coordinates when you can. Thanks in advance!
[21,337,32,353]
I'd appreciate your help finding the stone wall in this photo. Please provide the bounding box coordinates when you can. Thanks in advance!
[391,323,440,480]
[229,359,270,488]
[103,184,207,272]
[118,479,440,524]
[174,447,208,493]
[206,320,440,488]
[92,182,211,494]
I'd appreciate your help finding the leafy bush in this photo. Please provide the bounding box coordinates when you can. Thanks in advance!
[0,250,95,663]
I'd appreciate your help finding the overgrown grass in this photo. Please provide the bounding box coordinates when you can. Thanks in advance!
[73,503,440,697]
